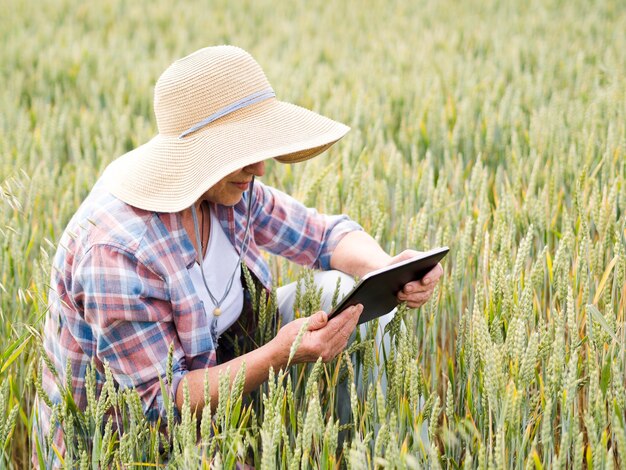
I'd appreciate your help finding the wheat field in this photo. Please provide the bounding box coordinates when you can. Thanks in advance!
[1,0,625,468]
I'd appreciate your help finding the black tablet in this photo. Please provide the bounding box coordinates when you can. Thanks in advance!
[328,246,449,324]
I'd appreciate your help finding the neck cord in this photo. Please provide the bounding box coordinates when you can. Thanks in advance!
[191,176,255,343]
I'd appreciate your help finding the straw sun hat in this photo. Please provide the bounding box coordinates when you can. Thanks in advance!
[104,45,350,213]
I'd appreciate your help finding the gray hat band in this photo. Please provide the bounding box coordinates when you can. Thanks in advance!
[178,88,276,139]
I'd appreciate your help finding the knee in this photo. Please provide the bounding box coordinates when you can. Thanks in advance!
[315,270,356,313]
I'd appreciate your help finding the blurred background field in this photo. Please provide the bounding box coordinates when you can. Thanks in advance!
[1,0,625,467]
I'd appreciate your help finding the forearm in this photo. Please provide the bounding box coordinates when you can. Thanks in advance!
[330,230,392,278]
[175,337,288,414]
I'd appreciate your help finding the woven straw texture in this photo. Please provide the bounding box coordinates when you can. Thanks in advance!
[105,45,350,213]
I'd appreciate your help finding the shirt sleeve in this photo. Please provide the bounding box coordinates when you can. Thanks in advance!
[72,243,188,422]
[250,182,363,270]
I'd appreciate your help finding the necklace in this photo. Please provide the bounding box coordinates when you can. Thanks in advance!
[190,177,255,342]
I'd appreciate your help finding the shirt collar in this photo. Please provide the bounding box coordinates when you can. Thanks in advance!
[158,211,197,269]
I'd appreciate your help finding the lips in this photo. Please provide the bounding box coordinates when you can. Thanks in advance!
[231,181,251,190]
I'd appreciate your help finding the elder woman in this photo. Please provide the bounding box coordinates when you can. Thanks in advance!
[36,46,442,462]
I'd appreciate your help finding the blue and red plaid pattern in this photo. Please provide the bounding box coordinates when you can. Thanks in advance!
[34,176,361,464]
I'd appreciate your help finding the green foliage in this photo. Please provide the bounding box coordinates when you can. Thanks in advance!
[1,0,626,467]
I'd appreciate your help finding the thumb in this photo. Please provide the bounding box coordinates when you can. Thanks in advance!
[393,249,421,263]
[307,311,328,331]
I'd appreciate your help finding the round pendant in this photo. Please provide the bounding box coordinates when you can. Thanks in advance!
[213,307,222,316]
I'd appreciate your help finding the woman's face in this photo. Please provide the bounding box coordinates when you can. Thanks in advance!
[202,161,266,206]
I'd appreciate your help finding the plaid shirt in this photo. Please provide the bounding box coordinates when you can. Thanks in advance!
[36,176,361,463]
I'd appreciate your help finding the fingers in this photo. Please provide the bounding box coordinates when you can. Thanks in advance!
[397,262,444,306]
[398,284,437,307]
[421,263,444,286]
[327,304,361,335]
[402,263,444,293]
[336,304,362,341]
[398,283,433,302]
[316,304,362,362]
[402,281,426,294]
[398,290,434,308]
[307,311,328,331]
[392,249,422,263]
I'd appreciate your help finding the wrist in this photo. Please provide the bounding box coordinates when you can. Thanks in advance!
[349,251,393,279]
[265,336,289,371]
[361,253,393,274]
[330,231,393,278]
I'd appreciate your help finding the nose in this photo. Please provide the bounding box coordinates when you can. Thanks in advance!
[244,161,265,177]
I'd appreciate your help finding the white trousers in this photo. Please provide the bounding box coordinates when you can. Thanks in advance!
[276,270,429,448]
[276,269,398,369]
[276,271,396,423]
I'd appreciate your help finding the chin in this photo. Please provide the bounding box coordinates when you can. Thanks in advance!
[209,187,246,206]
[224,195,245,206]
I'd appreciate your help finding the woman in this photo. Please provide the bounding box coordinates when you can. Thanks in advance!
[36,45,442,464]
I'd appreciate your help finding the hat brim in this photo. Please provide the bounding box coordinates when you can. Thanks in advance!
[104,98,350,213]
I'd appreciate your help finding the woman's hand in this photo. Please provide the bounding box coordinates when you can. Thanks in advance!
[271,305,363,365]
[390,249,444,308]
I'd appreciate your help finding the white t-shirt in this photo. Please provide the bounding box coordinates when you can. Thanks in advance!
[188,208,244,338]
